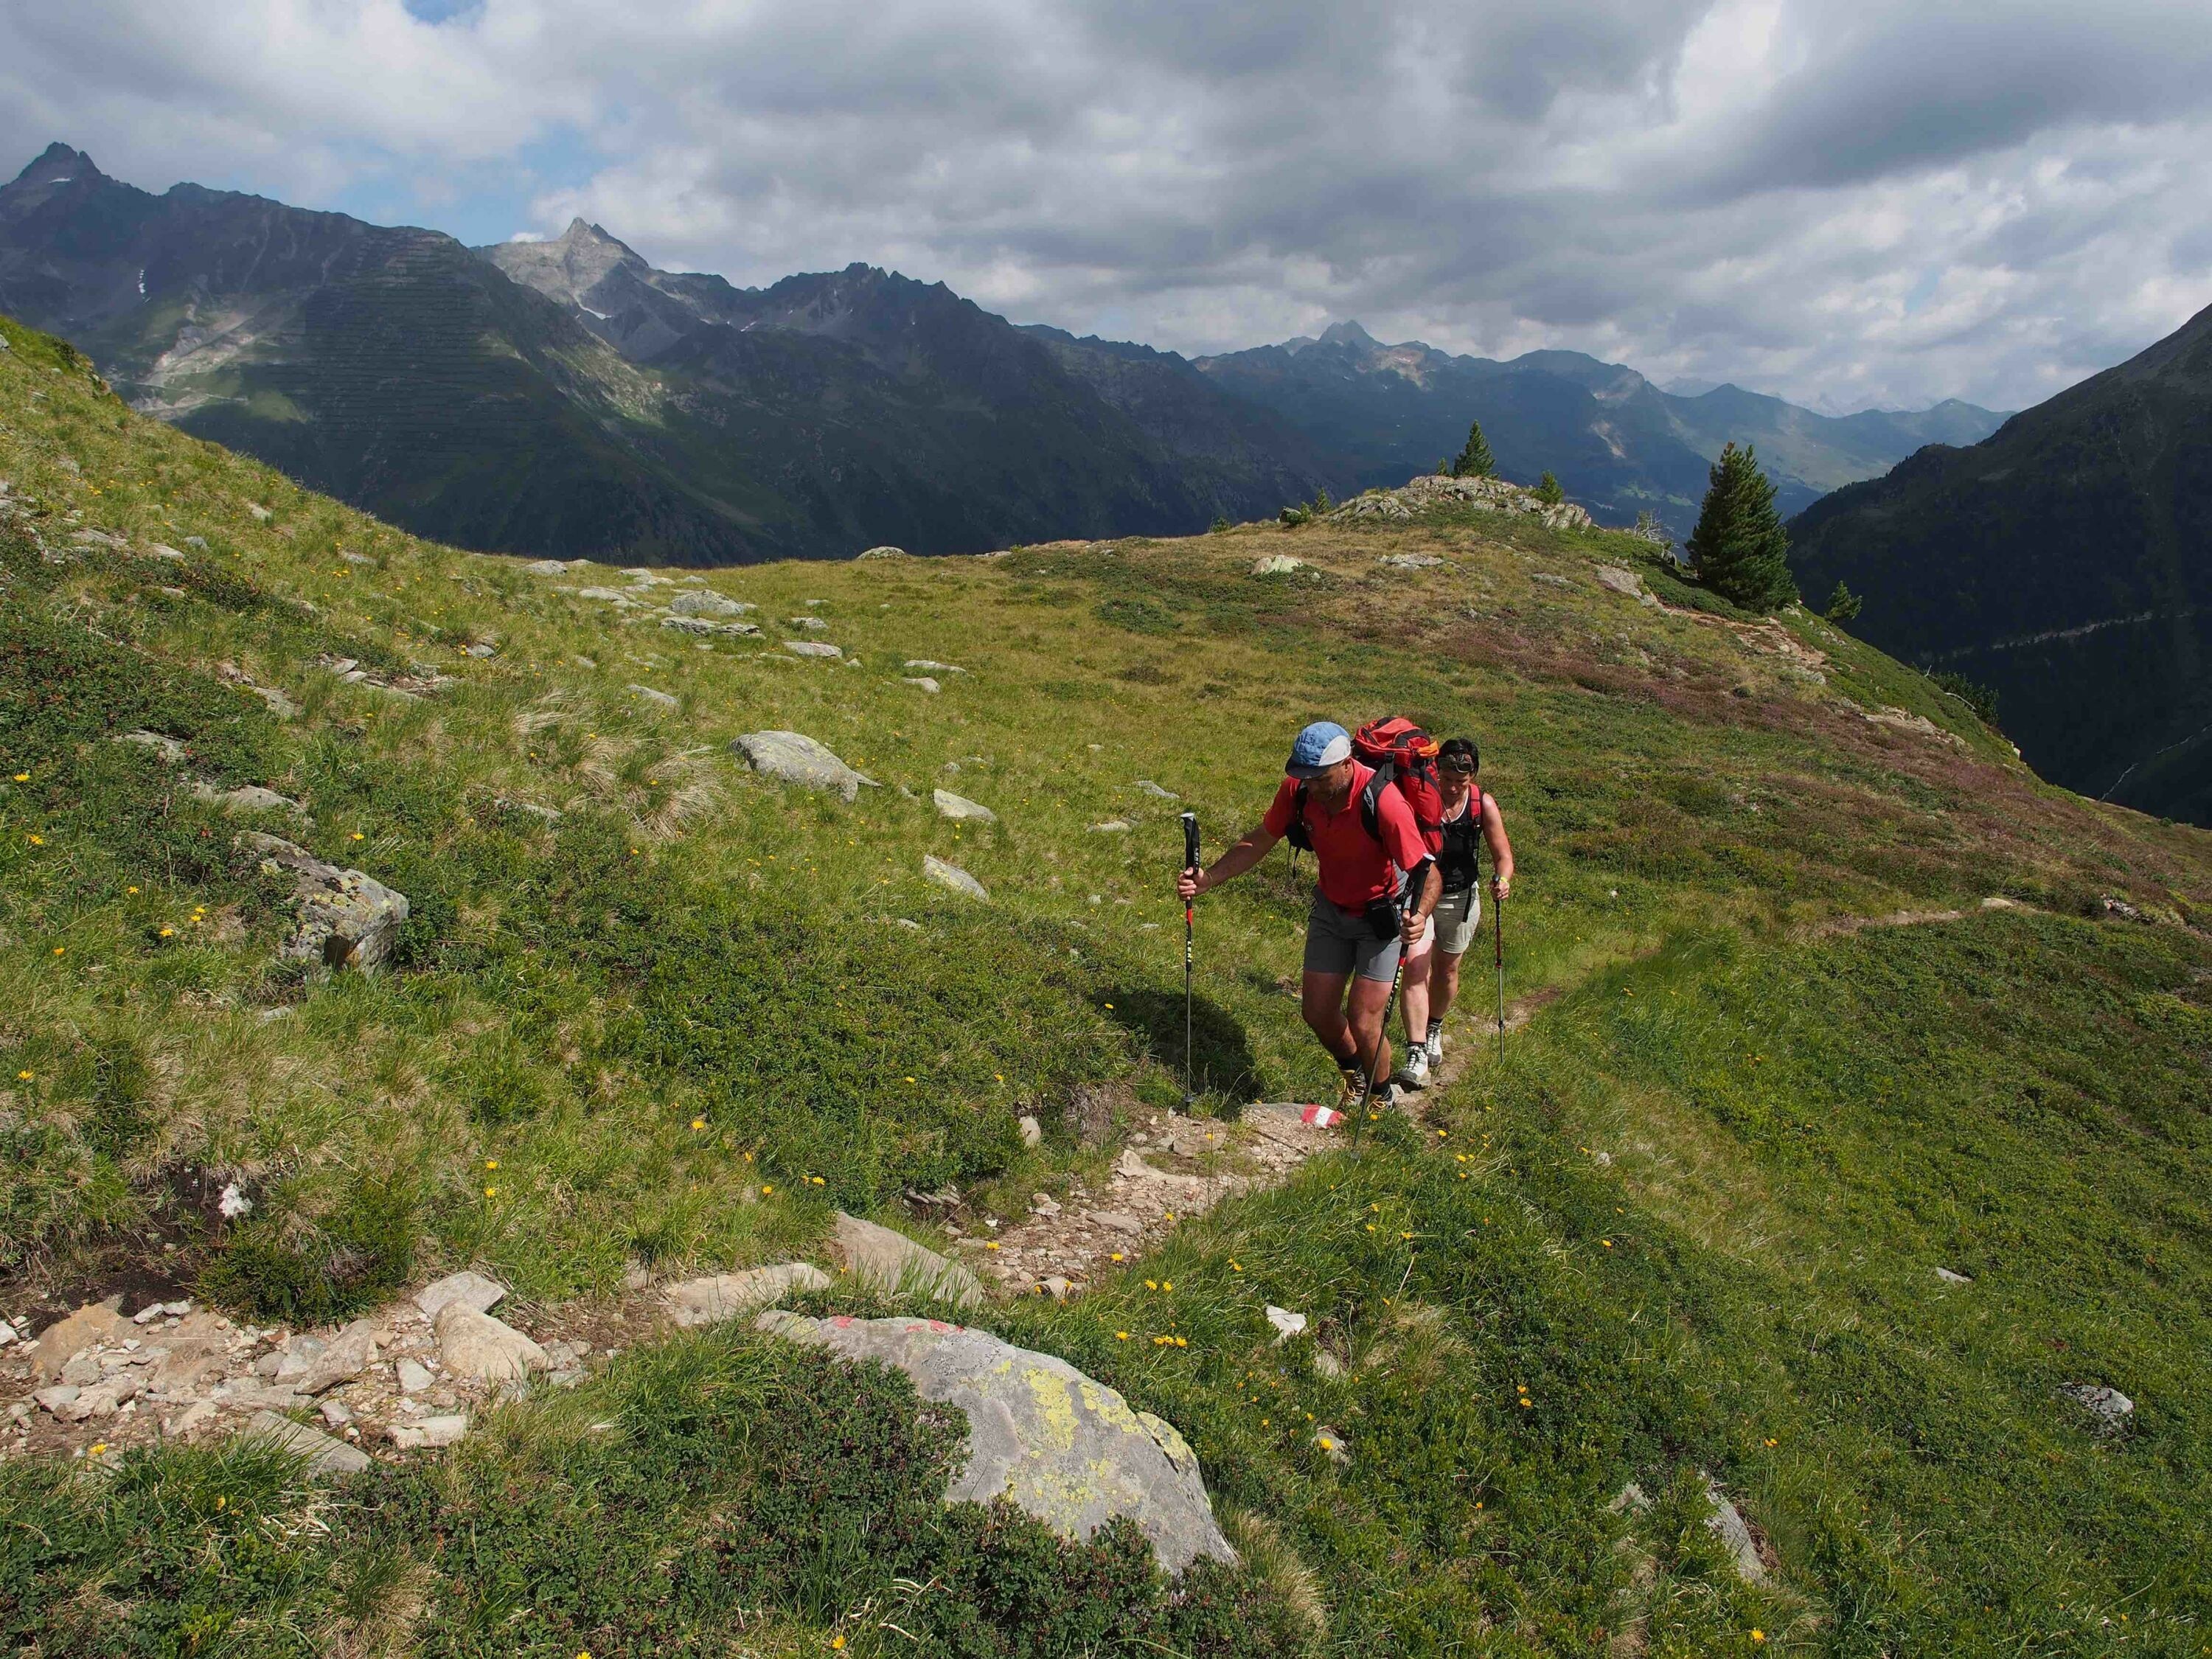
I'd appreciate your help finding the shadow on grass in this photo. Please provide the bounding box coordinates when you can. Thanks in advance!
[1093,987,1263,1103]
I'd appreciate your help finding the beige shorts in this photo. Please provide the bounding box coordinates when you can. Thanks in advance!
[1435,886,1482,956]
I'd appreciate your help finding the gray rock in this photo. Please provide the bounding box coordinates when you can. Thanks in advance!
[922,855,989,902]
[1703,1476,1768,1582]
[829,1212,986,1310]
[666,1262,832,1328]
[29,1299,131,1382]
[857,545,910,560]
[434,1304,548,1384]
[248,685,301,720]
[759,1312,1233,1573]
[734,731,879,804]
[319,1399,354,1429]
[902,676,942,693]
[114,730,187,764]
[2059,1382,2135,1429]
[1531,571,1573,588]
[1133,779,1178,799]
[903,660,967,675]
[667,589,754,617]
[390,1414,468,1450]
[627,684,679,709]
[1090,820,1132,833]
[61,1353,104,1386]
[1018,1114,1043,1148]
[1265,1306,1308,1342]
[247,1410,372,1475]
[1595,564,1658,605]
[298,1318,383,1394]
[394,1358,436,1394]
[165,1399,219,1438]
[414,1270,507,1320]
[1935,1267,1974,1285]
[522,559,571,575]
[189,782,304,816]
[788,615,830,630]
[783,639,843,659]
[59,1375,141,1421]
[1379,553,1444,569]
[1313,1425,1351,1466]
[933,789,997,824]
[1249,554,1307,574]
[237,834,409,972]
[144,543,188,562]
[661,615,760,638]
[33,1385,80,1413]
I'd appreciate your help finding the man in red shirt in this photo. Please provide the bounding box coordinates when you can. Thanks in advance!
[1177,722,1441,1106]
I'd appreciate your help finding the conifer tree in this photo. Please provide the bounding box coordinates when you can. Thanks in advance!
[1686,442,1796,610]
[1452,420,1495,479]
[1534,470,1564,505]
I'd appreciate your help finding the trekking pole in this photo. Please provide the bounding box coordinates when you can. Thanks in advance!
[1180,812,1200,1103]
[1494,889,1506,1063]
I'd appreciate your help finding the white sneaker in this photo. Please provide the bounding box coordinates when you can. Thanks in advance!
[1394,1047,1430,1090]
[1424,1030,1444,1066]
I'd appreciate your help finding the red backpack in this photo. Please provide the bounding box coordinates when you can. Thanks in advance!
[1352,717,1444,854]
[1284,717,1444,856]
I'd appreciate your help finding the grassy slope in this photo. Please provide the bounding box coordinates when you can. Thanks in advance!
[2,313,2210,1656]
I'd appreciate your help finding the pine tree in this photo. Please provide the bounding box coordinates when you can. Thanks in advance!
[1686,442,1796,611]
[1823,580,1862,623]
[1452,420,1495,479]
[1534,470,1564,505]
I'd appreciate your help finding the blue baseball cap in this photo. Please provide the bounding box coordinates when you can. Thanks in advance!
[1285,720,1352,778]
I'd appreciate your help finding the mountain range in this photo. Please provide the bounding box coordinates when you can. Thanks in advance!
[1790,297,2212,827]
[1191,321,2006,529]
[0,141,2004,566]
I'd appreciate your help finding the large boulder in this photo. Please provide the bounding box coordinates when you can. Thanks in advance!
[830,1212,984,1309]
[667,589,755,617]
[237,834,410,971]
[734,731,878,804]
[759,1311,1234,1574]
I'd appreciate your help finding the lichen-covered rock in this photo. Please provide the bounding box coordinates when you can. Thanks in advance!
[759,1311,1234,1573]
[237,833,409,971]
[856,545,910,559]
[829,1211,986,1308]
[665,1262,832,1327]
[734,731,879,803]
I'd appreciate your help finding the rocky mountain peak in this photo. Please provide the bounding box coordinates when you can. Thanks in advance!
[1318,319,1380,349]
[11,142,98,189]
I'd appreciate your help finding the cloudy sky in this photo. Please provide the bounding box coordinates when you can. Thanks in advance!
[6,0,2211,413]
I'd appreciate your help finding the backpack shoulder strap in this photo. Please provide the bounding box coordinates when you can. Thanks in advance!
[1358,768,1388,844]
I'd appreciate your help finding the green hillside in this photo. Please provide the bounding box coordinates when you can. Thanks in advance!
[3,313,2210,1657]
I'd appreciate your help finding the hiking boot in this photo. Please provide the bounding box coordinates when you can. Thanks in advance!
[1424,1029,1444,1067]
[1395,1047,1430,1090]
[1335,1068,1366,1110]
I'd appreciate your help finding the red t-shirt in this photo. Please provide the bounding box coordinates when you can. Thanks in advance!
[1263,763,1430,910]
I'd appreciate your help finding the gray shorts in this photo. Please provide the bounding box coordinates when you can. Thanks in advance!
[1436,886,1482,956]
[1303,890,1402,982]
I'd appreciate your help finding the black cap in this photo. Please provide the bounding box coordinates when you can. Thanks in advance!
[1438,737,1479,773]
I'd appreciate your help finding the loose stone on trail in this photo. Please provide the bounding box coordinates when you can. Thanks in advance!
[248,1410,372,1476]
[664,1262,832,1327]
[414,1270,507,1319]
[830,1211,987,1309]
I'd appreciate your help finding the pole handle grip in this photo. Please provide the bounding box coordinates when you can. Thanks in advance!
[1180,811,1200,872]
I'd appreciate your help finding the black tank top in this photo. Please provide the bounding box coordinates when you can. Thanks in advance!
[1438,792,1484,892]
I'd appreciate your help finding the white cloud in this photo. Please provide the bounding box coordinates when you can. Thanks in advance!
[4,0,2211,411]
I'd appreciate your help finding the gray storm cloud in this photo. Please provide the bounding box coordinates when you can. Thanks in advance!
[1,0,2208,410]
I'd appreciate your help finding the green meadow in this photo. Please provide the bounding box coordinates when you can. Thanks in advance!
[2,312,2208,1655]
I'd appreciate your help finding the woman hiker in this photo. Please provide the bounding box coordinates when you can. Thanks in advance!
[1394,737,1514,1089]
[1176,721,1440,1107]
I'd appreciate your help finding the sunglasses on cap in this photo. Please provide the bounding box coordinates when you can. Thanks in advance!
[1439,754,1477,774]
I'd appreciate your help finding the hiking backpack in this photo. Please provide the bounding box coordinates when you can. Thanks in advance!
[1283,716,1444,855]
